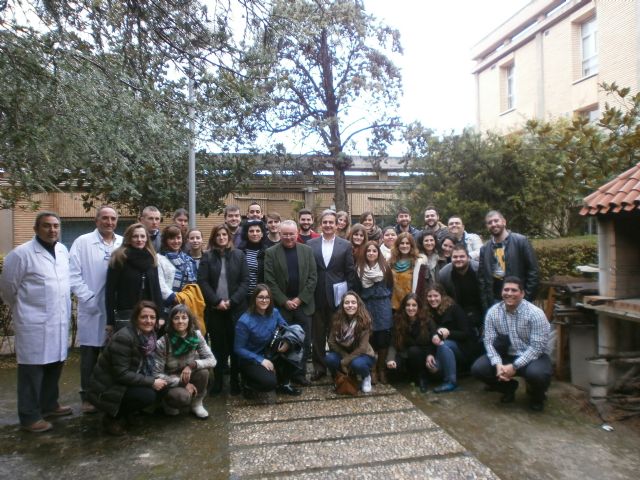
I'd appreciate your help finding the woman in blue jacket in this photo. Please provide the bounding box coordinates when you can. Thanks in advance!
[235,284,301,399]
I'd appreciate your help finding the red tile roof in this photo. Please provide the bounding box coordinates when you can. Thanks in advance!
[580,162,640,215]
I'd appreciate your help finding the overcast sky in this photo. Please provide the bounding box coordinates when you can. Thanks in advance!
[364,0,531,134]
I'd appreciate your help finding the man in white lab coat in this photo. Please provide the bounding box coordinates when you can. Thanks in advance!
[0,212,72,432]
[69,205,123,414]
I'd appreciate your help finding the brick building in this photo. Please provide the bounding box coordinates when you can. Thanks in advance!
[472,0,639,132]
[0,156,406,253]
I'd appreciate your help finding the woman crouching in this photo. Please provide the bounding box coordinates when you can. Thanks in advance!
[88,300,166,435]
[235,284,302,398]
[154,305,216,418]
[325,291,376,393]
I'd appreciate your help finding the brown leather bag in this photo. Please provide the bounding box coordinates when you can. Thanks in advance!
[334,371,359,396]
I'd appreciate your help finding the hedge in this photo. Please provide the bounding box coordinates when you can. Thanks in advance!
[532,235,598,282]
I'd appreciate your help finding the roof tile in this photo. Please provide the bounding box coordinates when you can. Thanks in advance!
[581,162,640,216]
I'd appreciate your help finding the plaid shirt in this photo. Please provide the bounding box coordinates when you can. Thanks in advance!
[484,299,550,369]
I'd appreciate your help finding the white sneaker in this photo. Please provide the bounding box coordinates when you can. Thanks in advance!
[361,375,372,393]
[190,397,209,419]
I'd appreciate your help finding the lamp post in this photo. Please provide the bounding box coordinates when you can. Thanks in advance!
[188,75,196,229]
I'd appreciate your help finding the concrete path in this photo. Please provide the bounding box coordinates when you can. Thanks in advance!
[227,380,499,479]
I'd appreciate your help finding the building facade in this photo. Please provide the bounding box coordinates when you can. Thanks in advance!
[472,0,640,132]
[0,156,407,253]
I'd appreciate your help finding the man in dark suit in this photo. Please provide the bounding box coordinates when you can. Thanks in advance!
[307,210,356,380]
[264,220,318,385]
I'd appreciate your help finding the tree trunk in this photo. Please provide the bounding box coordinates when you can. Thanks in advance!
[319,26,349,213]
[333,164,348,212]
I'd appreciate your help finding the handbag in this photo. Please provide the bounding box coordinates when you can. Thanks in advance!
[334,371,359,396]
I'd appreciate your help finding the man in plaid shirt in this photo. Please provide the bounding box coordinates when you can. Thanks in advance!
[471,276,552,411]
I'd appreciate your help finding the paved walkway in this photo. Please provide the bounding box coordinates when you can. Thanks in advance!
[227,379,499,479]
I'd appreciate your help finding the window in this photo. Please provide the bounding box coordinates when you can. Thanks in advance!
[581,17,598,77]
[577,106,600,124]
[506,64,515,110]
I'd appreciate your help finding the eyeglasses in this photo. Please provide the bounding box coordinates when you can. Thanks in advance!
[256,296,271,301]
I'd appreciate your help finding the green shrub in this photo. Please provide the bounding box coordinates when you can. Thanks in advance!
[532,236,598,281]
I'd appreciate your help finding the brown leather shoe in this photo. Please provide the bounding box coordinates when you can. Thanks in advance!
[43,405,73,418]
[21,419,53,433]
[102,415,126,436]
[81,401,98,414]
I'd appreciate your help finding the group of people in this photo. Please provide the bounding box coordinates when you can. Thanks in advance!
[0,202,553,435]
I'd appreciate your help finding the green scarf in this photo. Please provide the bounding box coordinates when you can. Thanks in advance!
[169,331,200,357]
[394,259,411,273]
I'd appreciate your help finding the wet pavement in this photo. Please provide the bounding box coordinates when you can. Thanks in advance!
[0,352,639,479]
[227,380,496,478]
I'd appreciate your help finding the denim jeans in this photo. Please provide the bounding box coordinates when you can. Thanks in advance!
[325,351,375,378]
[434,339,466,384]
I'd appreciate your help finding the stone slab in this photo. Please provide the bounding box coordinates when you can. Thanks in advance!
[270,455,500,480]
[230,409,438,446]
[227,383,397,407]
[229,394,414,424]
[230,430,466,477]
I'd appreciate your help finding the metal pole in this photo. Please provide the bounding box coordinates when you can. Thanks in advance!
[188,76,196,229]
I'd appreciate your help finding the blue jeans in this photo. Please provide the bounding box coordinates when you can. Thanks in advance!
[325,351,375,378]
[434,340,465,384]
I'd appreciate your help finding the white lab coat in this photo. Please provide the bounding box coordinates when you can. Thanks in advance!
[69,229,123,346]
[0,238,71,364]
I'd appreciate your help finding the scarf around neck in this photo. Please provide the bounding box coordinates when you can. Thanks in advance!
[169,331,200,357]
[394,258,412,273]
[127,247,154,271]
[137,330,157,376]
[336,318,357,348]
[361,263,384,288]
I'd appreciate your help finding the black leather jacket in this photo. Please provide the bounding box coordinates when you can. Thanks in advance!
[478,232,539,310]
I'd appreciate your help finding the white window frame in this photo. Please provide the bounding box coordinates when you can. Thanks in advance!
[506,64,515,110]
[581,17,598,77]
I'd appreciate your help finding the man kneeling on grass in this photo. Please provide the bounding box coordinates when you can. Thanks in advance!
[471,276,552,412]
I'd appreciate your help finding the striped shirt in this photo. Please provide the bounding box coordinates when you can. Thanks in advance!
[244,248,260,295]
[484,299,550,369]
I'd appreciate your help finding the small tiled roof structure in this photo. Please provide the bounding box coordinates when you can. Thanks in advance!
[580,162,640,216]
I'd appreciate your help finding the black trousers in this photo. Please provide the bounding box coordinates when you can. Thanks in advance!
[207,309,239,383]
[80,346,102,402]
[17,361,64,426]
[240,358,296,392]
[312,304,335,375]
[115,386,157,418]
[405,345,431,379]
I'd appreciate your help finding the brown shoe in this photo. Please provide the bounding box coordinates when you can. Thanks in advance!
[43,405,72,418]
[21,419,53,433]
[102,415,126,436]
[81,401,98,414]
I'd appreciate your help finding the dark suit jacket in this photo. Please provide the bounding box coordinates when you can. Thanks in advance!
[307,235,356,310]
[263,243,317,316]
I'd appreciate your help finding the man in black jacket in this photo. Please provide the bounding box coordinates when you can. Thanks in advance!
[478,211,539,311]
[438,245,484,332]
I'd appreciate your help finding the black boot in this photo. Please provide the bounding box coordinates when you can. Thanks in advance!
[418,372,429,393]
[209,366,223,395]
[230,374,241,396]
